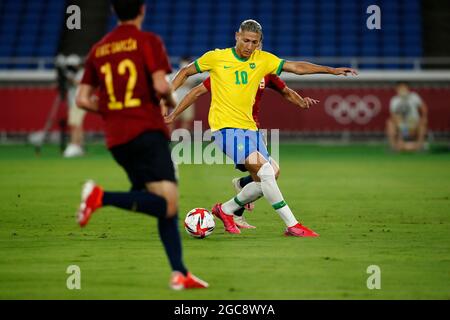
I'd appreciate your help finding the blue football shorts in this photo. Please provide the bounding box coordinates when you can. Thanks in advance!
[212,128,270,172]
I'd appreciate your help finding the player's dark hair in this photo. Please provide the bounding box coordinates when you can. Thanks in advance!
[111,0,144,21]
[239,19,264,41]
[181,55,191,62]
[396,81,409,87]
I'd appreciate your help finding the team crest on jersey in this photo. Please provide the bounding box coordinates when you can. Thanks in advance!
[259,78,266,89]
[250,63,256,69]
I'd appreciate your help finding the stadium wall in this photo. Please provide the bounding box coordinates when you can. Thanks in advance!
[1,71,449,140]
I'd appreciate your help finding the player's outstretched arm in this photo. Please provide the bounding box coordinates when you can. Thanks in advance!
[76,84,99,113]
[283,61,358,76]
[279,86,320,109]
[171,63,199,91]
[165,83,208,124]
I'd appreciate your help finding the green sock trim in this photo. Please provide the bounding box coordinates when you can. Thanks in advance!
[272,200,287,210]
[234,196,246,207]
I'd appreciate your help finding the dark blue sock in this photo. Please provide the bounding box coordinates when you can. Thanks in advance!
[234,207,245,216]
[102,191,167,218]
[158,215,188,275]
[234,176,253,216]
[239,175,254,188]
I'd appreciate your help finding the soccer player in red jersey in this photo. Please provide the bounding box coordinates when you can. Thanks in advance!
[75,0,207,290]
[165,73,319,229]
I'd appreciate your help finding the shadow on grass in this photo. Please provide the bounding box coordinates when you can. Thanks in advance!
[430,145,450,154]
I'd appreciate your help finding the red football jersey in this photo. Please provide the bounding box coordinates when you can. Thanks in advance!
[203,74,286,128]
[81,24,171,148]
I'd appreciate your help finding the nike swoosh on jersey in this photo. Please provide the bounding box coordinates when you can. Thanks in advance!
[223,66,232,69]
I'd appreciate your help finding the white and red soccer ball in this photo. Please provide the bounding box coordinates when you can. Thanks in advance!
[184,208,215,238]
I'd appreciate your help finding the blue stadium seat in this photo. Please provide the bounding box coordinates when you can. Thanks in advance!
[16,45,35,57]
[403,34,421,44]
[0,32,16,45]
[340,0,358,10]
[26,1,44,11]
[341,32,359,43]
[36,44,57,57]
[318,45,337,57]
[190,44,210,57]
[298,24,316,35]
[298,1,316,12]
[166,45,185,57]
[382,44,400,57]
[319,22,336,33]
[359,63,381,70]
[361,44,379,56]
[340,45,359,57]
[404,24,421,35]
[0,45,14,57]
[2,15,21,27]
[3,0,24,14]
[403,45,422,57]
[298,14,316,26]
[297,45,315,57]
[298,30,315,42]
[320,36,336,48]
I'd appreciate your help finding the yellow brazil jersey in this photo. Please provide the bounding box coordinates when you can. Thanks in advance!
[194,48,284,131]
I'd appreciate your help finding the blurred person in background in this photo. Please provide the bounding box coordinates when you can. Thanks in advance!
[386,82,428,152]
[173,56,196,132]
[63,54,86,158]
[161,57,195,133]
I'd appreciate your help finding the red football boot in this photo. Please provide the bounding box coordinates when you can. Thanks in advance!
[211,203,241,234]
[170,272,209,290]
[285,223,319,237]
[183,273,209,289]
[77,180,103,227]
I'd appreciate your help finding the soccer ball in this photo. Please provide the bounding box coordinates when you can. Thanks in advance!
[184,208,215,238]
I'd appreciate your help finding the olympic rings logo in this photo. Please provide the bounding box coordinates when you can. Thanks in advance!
[324,95,382,125]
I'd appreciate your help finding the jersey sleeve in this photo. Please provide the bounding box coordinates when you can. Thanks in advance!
[194,50,217,73]
[143,34,172,74]
[411,92,423,106]
[80,49,99,87]
[390,97,398,114]
[263,51,285,76]
[203,77,211,91]
[266,74,286,92]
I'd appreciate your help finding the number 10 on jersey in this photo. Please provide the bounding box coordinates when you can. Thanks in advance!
[235,71,248,85]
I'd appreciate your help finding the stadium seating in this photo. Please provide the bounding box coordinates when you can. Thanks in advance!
[0,0,65,68]
[0,0,423,69]
[110,0,423,69]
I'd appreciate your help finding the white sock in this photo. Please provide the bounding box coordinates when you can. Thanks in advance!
[257,162,298,227]
[221,182,263,215]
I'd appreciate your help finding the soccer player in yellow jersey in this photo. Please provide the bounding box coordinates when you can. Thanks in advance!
[171,20,357,237]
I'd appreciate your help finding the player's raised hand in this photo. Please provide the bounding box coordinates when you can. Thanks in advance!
[332,67,358,76]
[303,97,320,108]
[164,113,176,124]
[160,99,170,116]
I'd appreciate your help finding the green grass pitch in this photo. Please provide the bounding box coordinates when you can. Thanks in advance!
[0,143,449,299]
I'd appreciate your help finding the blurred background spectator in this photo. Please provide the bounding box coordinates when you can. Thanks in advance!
[173,56,196,132]
[62,54,86,157]
[386,82,428,152]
